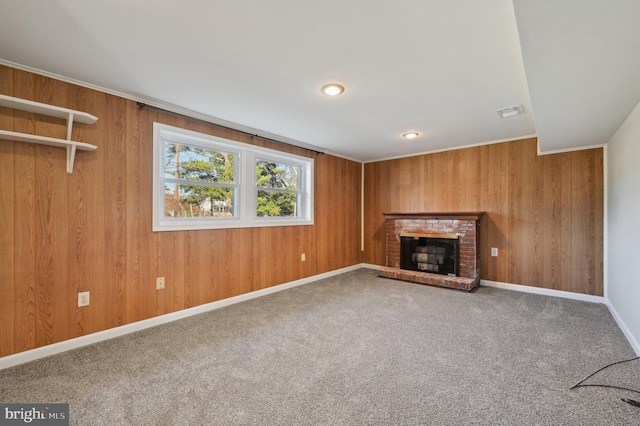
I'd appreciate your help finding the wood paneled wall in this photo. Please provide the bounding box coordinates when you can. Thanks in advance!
[0,65,362,358]
[364,138,603,296]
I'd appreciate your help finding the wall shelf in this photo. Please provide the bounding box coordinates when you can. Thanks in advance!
[0,130,97,173]
[0,94,98,173]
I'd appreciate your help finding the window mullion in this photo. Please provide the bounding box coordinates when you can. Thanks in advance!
[164,178,239,189]
[258,187,301,195]
[243,151,256,221]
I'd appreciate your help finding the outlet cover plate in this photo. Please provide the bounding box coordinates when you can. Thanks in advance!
[78,291,90,307]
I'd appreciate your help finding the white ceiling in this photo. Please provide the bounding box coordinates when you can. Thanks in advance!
[0,1,638,162]
[513,0,640,153]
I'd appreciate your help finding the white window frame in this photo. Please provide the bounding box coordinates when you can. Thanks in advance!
[153,122,314,231]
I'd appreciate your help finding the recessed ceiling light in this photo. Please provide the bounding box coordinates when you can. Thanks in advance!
[321,84,345,96]
[497,105,523,118]
[402,132,420,139]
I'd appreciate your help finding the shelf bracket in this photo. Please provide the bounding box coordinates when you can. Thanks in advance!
[66,112,74,141]
[66,145,77,174]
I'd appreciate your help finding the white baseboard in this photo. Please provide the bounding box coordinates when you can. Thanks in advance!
[3,266,633,369]
[606,301,640,356]
[0,264,363,370]
[480,279,606,304]
[480,279,640,354]
[360,263,383,271]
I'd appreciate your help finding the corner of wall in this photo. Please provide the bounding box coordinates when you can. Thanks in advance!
[607,301,640,356]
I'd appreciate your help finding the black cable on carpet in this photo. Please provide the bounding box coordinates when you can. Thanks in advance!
[571,356,640,407]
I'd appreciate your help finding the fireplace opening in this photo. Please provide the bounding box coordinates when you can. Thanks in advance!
[400,233,459,276]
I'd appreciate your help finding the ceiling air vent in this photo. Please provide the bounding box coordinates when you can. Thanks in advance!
[496,105,523,118]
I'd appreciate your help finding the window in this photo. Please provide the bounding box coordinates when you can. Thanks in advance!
[163,143,238,219]
[153,123,313,231]
[255,159,301,217]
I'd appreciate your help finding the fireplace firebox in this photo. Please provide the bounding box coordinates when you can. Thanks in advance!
[400,233,459,276]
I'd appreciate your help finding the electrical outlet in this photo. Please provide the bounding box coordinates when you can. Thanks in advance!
[78,291,90,307]
[491,247,499,257]
[301,253,306,262]
[156,277,165,290]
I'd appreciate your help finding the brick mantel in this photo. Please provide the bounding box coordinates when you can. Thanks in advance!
[379,212,485,291]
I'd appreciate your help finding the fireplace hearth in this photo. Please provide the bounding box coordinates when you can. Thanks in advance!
[379,212,484,291]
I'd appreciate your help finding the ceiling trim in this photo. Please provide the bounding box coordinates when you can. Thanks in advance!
[537,142,606,156]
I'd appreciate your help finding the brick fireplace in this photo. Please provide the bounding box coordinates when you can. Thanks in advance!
[378,212,484,291]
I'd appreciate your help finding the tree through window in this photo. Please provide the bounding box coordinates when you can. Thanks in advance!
[163,144,237,218]
[255,160,300,217]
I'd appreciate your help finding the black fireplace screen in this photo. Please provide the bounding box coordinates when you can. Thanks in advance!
[400,234,459,276]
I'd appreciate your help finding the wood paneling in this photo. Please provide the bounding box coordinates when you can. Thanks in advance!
[34,76,70,347]
[593,149,604,297]
[0,66,15,356]
[68,86,106,337]
[540,153,563,290]
[364,139,604,296]
[570,150,599,295]
[315,153,362,272]
[12,70,37,353]
[0,65,362,358]
[103,93,128,326]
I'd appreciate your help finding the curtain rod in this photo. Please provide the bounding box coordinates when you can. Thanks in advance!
[136,102,324,155]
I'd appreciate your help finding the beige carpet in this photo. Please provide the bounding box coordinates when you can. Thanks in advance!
[1,268,638,425]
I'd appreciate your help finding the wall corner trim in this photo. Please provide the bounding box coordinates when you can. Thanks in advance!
[607,300,640,356]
